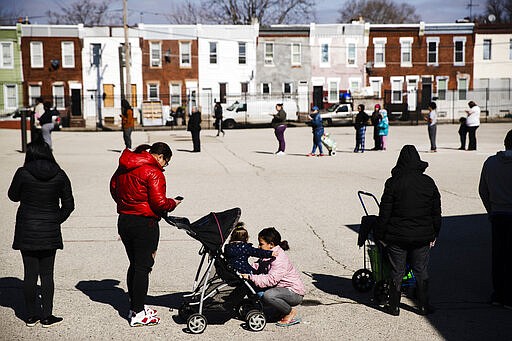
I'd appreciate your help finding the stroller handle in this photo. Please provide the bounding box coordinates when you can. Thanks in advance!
[357,191,380,216]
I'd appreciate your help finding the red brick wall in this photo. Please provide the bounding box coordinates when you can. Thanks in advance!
[141,38,198,106]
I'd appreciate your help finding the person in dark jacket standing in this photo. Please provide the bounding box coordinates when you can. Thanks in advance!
[307,106,324,157]
[8,141,74,328]
[354,104,369,153]
[110,142,181,327]
[38,102,55,149]
[479,129,512,308]
[120,99,135,149]
[214,101,224,137]
[370,104,382,150]
[187,106,202,152]
[271,103,287,155]
[376,145,441,316]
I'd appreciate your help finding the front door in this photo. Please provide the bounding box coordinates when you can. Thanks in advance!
[71,89,82,117]
[407,79,417,111]
[313,86,323,109]
[219,83,227,104]
[421,77,432,109]
[298,81,309,114]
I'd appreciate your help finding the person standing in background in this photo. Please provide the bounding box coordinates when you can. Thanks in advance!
[378,107,389,151]
[121,99,135,149]
[465,101,480,151]
[354,104,369,153]
[271,103,287,155]
[187,106,202,152]
[307,106,324,157]
[214,101,225,137]
[38,102,55,149]
[426,102,437,152]
[478,129,512,309]
[371,104,382,150]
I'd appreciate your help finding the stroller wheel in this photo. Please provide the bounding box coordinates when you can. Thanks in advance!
[352,269,375,292]
[187,313,207,334]
[330,150,336,156]
[373,280,391,306]
[246,310,266,332]
[178,304,195,321]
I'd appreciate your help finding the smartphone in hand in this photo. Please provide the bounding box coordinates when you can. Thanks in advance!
[175,196,184,201]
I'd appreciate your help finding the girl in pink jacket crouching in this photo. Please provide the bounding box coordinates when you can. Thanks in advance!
[242,227,305,327]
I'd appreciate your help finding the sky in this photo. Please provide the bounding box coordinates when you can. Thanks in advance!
[1,0,486,25]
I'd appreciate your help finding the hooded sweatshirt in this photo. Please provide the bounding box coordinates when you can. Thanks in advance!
[376,145,442,246]
[479,150,512,214]
[8,160,74,250]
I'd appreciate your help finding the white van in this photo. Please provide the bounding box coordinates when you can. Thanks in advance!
[222,99,298,128]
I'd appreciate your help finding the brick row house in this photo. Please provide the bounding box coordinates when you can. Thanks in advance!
[20,24,85,126]
[367,23,474,120]
[2,21,510,129]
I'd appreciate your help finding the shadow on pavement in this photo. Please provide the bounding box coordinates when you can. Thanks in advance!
[0,277,26,321]
[340,213,512,340]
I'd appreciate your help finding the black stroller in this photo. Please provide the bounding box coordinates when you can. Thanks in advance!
[163,208,266,334]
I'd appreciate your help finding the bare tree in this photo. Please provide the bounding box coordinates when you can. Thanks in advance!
[481,0,512,23]
[167,0,315,25]
[0,7,23,25]
[47,0,121,26]
[337,0,420,24]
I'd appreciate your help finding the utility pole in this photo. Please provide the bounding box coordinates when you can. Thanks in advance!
[123,0,131,106]
[466,0,479,20]
[92,44,103,129]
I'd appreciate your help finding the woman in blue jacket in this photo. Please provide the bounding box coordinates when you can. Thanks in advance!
[307,106,324,157]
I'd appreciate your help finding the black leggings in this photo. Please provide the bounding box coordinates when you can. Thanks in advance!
[21,249,57,318]
[118,214,159,313]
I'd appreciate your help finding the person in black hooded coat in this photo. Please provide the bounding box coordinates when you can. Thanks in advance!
[8,141,74,327]
[375,145,441,316]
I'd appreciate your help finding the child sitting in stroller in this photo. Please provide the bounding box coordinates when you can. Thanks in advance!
[224,222,277,274]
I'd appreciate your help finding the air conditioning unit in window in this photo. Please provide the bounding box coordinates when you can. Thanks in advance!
[151,60,160,67]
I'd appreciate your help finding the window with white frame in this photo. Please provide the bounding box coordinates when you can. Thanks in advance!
[241,82,248,94]
[328,81,338,102]
[150,42,161,67]
[427,37,439,66]
[209,42,217,64]
[437,77,448,100]
[30,41,43,68]
[373,38,386,67]
[347,42,356,66]
[53,85,65,109]
[180,42,191,67]
[262,83,271,95]
[148,83,159,100]
[291,43,301,65]
[0,42,13,68]
[400,37,413,67]
[238,42,246,64]
[170,83,181,106]
[61,41,74,68]
[500,78,510,100]
[264,42,274,65]
[454,37,465,66]
[28,85,41,106]
[4,84,17,109]
[483,39,492,60]
[348,78,360,93]
[458,78,468,100]
[369,77,383,98]
[391,78,403,103]
[283,82,292,95]
[321,43,329,65]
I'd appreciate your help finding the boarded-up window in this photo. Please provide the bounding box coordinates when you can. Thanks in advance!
[103,84,114,107]
[131,84,137,107]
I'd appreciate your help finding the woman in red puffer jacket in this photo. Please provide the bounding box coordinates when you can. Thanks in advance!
[110,142,181,327]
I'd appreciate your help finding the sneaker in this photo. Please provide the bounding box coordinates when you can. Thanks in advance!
[41,315,63,328]
[26,316,40,327]
[317,153,325,157]
[128,305,158,320]
[306,153,315,157]
[130,310,160,327]
[275,151,286,156]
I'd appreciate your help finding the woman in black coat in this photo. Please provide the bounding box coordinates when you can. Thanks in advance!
[187,106,202,152]
[8,141,74,327]
[376,145,441,316]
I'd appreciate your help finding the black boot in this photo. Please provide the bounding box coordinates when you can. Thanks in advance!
[383,282,401,316]
[416,280,435,315]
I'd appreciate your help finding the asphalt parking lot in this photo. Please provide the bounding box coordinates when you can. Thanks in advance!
[1,123,511,340]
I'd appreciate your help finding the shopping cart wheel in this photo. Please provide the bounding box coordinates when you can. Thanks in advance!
[373,280,391,306]
[178,303,195,321]
[246,310,266,332]
[187,313,207,334]
[330,150,336,156]
[352,269,375,292]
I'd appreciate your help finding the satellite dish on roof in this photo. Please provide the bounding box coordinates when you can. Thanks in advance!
[488,14,496,22]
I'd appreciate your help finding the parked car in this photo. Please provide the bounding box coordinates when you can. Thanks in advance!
[222,99,298,128]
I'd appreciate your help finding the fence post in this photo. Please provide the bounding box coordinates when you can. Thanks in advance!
[485,87,489,123]
[20,108,28,153]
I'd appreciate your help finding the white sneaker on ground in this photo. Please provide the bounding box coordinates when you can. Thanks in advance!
[129,310,160,327]
[128,305,158,319]
[275,151,286,156]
